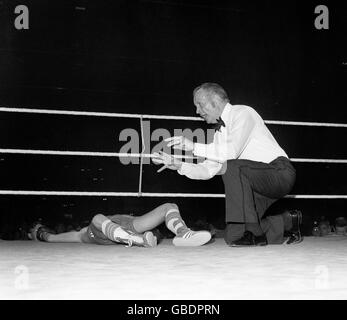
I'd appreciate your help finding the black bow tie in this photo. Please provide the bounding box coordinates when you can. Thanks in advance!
[212,117,226,132]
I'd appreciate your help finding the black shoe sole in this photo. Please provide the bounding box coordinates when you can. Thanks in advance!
[285,235,304,244]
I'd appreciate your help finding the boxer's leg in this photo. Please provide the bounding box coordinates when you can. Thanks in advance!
[132,203,175,233]
[92,214,157,247]
[132,203,211,246]
[30,223,85,243]
[44,228,86,243]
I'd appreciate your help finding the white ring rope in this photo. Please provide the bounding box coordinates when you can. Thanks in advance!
[0,190,346,199]
[1,107,347,200]
[290,158,347,164]
[1,106,347,127]
[0,107,202,121]
[0,148,197,160]
[0,148,346,164]
[264,120,347,128]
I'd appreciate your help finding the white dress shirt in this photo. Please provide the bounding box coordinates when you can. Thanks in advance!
[178,103,288,180]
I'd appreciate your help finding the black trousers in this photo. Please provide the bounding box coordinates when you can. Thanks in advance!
[222,156,296,244]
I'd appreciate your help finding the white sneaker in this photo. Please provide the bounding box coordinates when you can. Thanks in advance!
[173,230,211,247]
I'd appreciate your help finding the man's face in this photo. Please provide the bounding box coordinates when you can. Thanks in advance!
[193,90,219,124]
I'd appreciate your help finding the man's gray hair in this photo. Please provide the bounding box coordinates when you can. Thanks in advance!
[193,83,230,102]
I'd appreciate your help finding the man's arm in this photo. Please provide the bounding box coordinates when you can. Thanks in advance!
[152,151,224,180]
[178,159,223,180]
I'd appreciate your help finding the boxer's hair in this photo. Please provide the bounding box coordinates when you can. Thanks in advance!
[193,83,230,103]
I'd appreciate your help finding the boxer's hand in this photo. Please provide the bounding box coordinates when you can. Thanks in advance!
[165,136,194,152]
[152,151,182,172]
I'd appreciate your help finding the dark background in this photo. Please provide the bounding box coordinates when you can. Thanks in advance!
[0,0,346,237]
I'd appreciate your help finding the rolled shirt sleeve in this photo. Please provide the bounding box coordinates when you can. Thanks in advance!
[177,159,223,180]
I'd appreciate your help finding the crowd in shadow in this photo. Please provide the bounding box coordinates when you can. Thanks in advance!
[1,215,346,241]
[0,217,226,241]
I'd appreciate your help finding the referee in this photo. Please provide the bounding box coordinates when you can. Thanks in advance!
[153,83,302,246]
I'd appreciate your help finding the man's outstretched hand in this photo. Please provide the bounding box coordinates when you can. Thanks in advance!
[152,151,182,172]
[165,136,194,152]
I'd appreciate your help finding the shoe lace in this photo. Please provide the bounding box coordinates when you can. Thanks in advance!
[114,236,133,247]
[125,239,133,247]
[115,231,144,247]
